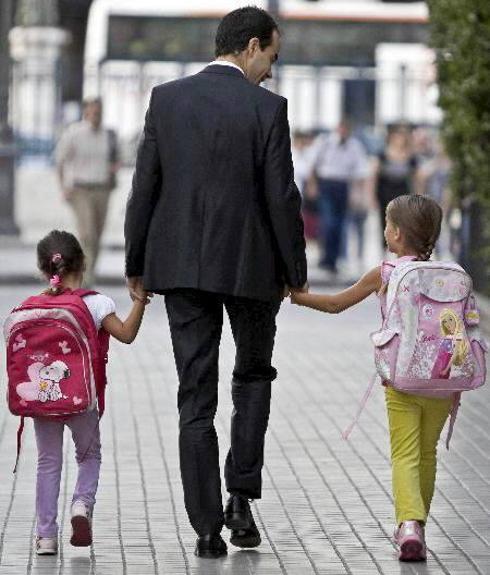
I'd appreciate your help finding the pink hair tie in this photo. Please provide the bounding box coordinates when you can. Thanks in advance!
[50,275,61,288]
[51,253,62,263]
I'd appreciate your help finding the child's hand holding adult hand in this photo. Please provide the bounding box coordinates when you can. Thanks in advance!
[290,283,309,305]
[142,291,154,306]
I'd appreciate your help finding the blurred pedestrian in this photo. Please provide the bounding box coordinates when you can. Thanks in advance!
[292,130,318,241]
[418,136,452,258]
[371,124,422,248]
[412,125,435,167]
[55,98,120,287]
[309,120,367,276]
[345,169,372,274]
[124,6,307,559]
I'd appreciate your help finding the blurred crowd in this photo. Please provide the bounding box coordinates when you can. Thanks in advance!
[292,121,456,279]
[52,96,458,287]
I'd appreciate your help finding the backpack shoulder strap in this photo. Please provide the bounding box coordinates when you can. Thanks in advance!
[342,373,380,440]
[385,259,423,315]
[445,392,461,450]
[96,328,110,417]
[380,260,396,286]
[13,417,25,474]
[72,289,110,416]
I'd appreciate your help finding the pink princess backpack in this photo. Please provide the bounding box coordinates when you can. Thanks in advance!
[373,258,487,394]
[3,289,109,470]
[344,258,488,446]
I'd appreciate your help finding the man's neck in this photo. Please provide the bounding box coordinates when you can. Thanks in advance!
[216,56,245,74]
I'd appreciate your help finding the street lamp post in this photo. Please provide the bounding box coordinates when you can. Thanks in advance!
[0,0,19,236]
[268,0,280,94]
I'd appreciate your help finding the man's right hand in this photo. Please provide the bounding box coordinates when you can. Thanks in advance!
[126,276,147,303]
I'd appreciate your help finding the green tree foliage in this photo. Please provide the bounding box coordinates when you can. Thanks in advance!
[428,0,490,203]
[428,0,490,293]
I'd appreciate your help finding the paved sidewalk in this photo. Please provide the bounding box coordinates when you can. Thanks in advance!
[0,285,489,575]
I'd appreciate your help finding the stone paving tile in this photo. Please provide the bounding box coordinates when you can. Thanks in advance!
[0,285,489,575]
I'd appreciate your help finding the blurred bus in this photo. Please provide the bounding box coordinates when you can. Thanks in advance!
[84,0,435,158]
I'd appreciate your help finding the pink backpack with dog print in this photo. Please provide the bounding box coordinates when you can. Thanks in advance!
[4,289,109,470]
[4,289,109,418]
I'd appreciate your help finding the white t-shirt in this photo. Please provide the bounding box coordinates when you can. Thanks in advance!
[83,294,116,331]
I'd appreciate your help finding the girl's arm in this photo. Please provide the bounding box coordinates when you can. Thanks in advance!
[291,266,382,314]
[102,299,148,344]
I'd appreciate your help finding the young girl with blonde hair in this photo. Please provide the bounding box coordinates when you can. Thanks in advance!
[292,194,455,562]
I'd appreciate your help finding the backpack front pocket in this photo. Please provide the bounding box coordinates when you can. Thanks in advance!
[371,329,399,383]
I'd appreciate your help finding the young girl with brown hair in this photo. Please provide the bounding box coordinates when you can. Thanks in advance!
[29,230,150,555]
[292,194,453,562]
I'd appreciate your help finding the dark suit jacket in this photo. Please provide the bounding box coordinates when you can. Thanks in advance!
[125,64,307,301]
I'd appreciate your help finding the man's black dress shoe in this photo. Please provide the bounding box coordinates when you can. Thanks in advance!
[224,495,261,548]
[194,534,227,558]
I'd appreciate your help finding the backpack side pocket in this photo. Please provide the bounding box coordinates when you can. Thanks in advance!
[371,329,399,383]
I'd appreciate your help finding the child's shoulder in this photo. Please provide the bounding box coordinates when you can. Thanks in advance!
[82,293,116,316]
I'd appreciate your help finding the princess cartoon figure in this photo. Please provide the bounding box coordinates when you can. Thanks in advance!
[431,308,469,379]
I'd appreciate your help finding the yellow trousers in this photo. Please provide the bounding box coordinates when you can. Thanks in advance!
[385,386,453,525]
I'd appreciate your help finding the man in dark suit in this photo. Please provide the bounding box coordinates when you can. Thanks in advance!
[125,7,307,558]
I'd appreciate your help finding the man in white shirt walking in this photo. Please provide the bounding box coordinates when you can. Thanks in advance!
[55,98,119,286]
[310,120,367,275]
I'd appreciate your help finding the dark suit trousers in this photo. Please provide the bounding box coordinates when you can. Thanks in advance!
[165,289,280,536]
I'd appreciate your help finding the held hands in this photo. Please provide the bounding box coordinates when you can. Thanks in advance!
[126,276,153,305]
[288,282,309,304]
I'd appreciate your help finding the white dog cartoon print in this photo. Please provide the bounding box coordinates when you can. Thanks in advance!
[16,360,70,403]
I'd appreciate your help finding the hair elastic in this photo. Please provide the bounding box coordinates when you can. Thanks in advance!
[49,275,61,288]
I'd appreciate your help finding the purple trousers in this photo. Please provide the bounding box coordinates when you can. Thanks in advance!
[34,409,101,538]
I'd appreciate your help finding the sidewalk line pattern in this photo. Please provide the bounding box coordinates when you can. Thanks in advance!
[24,515,35,575]
[57,438,71,575]
[0,285,489,575]
[109,405,128,574]
[145,369,190,575]
[279,356,425,575]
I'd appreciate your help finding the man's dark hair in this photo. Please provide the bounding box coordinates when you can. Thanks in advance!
[215,6,278,57]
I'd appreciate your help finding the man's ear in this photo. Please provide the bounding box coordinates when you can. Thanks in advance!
[247,37,260,55]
